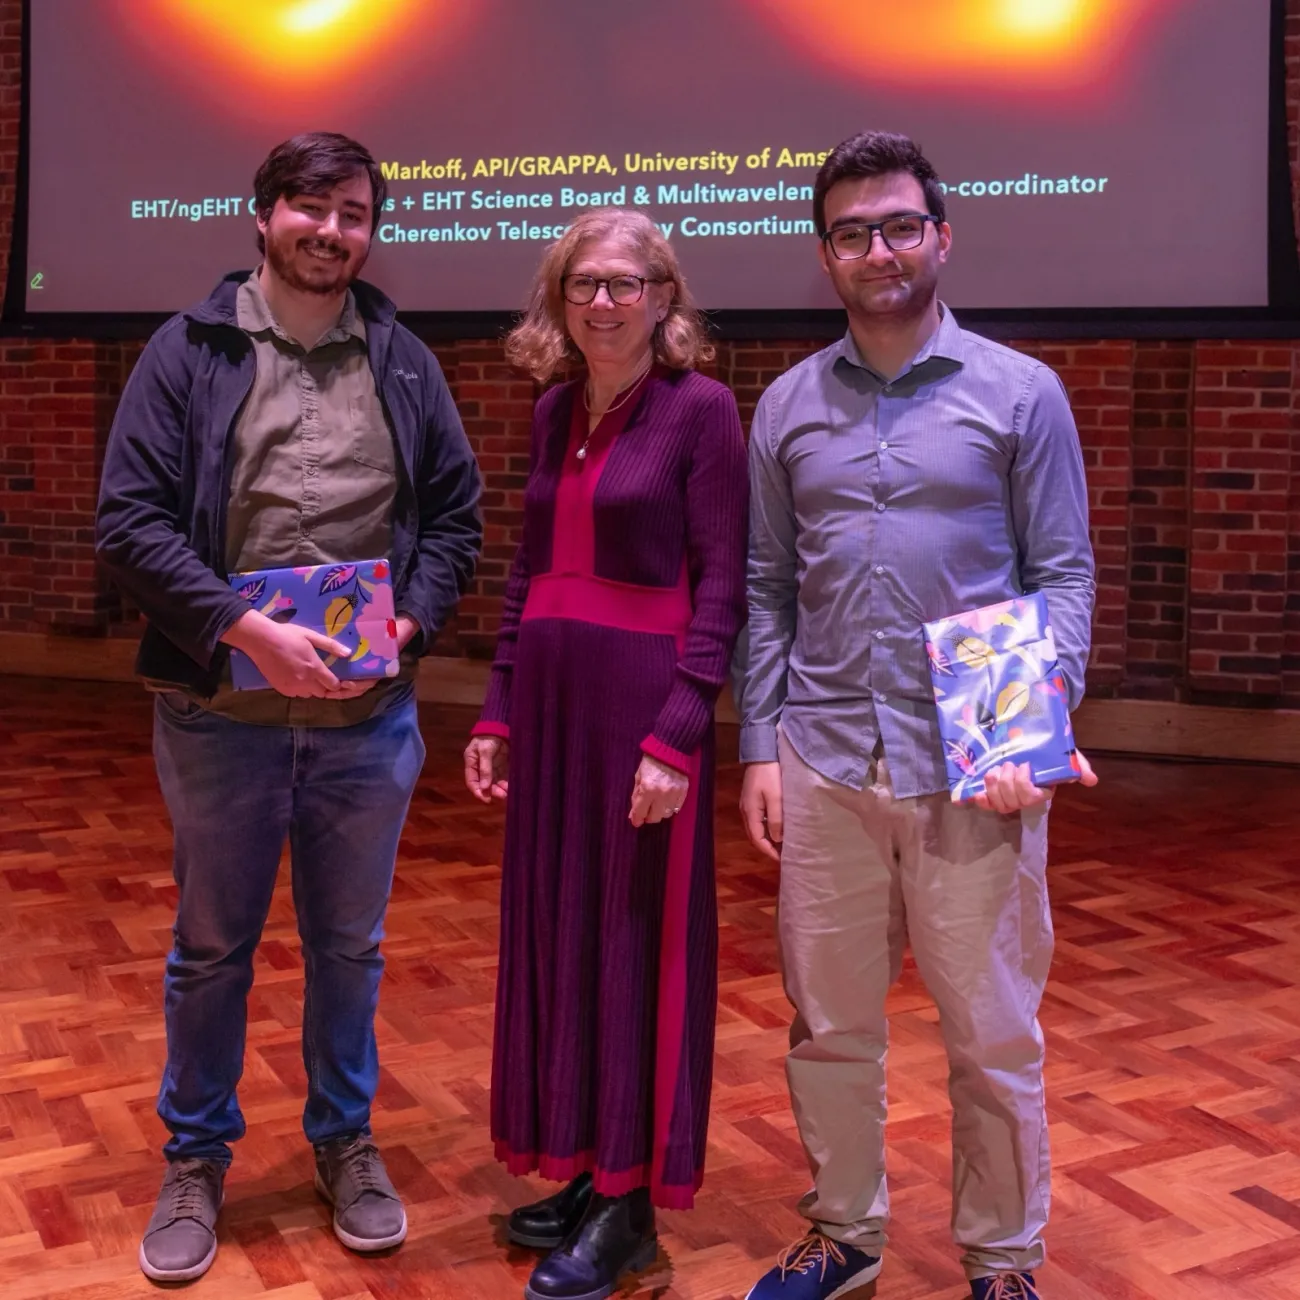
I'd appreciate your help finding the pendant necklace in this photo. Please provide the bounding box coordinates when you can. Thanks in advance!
[577,356,653,460]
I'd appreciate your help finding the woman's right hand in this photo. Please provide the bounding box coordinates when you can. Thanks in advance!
[464,735,509,802]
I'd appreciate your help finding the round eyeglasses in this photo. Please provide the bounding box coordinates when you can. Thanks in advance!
[562,274,666,306]
[822,213,940,261]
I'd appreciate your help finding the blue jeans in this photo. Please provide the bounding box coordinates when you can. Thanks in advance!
[151,688,425,1164]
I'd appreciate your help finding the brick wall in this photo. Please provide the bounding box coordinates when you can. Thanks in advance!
[2,0,1300,710]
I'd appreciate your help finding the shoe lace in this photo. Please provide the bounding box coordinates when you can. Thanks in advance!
[776,1229,847,1281]
[334,1136,388,1196]
[169,1161,216,1221]
[985,1277,1037,1300]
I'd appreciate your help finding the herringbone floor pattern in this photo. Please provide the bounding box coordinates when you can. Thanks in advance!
[1,677,1298,1298]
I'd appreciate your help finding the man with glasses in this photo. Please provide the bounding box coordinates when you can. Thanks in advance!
[737,131,1096,1300]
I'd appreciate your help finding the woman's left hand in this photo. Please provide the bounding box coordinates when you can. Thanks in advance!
[629,754,690,827]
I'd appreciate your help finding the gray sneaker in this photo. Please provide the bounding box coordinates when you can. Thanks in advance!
[138,1158,225,1282]
[314,1135,408,1252]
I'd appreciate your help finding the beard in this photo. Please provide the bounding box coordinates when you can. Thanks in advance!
[264,228,365,297]
[839,260,940,325]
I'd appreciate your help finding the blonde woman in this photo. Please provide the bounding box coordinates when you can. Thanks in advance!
[464,209,747,1300]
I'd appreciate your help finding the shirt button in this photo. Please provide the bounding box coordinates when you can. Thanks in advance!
[875,502,886,513]
[879,440,889,450]
[876,692,887,703]
[874,565,884,576]
[875,630,885,640]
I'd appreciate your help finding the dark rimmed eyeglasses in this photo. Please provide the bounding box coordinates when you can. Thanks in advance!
[562,274,667,306]
[822,213,941,261]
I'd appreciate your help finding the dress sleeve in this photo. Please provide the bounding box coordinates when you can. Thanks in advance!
[640,384,750,770]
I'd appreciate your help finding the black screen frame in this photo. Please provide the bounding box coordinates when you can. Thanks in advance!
[5,0,1299,341]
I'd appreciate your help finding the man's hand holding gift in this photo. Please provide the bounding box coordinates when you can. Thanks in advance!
[972,750,1098,814]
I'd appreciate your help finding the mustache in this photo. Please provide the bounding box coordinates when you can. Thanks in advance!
[298,238,348,260]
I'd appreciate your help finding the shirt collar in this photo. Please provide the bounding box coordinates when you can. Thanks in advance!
[235,268,366,348]
[836,301,964,381]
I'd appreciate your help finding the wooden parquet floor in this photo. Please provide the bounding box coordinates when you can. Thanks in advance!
[2,678,1299,1298]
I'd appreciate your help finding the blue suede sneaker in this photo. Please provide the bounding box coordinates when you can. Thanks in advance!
[970,1274,1040,1299]
[745,1228,882,1299]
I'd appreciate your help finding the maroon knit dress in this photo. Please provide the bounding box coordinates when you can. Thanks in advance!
[471,365,748,1209]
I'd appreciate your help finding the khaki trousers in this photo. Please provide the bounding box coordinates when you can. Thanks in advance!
[777,732,1053,1279]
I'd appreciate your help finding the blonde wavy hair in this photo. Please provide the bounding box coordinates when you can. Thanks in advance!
[505,208,714,383]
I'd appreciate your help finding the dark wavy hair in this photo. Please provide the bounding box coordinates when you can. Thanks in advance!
[813,131,946,236]
[253,132,388,253]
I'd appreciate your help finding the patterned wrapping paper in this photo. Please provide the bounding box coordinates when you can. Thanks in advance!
[226,559,401,690]
[923,590,1081,803]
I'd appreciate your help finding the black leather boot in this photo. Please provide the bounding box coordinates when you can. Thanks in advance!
[507,1172,594,1249]
[523,1187,657,1300]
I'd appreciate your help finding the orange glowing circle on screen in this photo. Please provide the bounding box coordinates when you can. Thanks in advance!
[750,0,1163,90]
[132,0,424,85]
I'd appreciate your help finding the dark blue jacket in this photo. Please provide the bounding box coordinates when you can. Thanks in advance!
[95,272,483,696]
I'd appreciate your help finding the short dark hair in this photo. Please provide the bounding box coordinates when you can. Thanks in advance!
[813,131,946,236]
[253,132,388,253]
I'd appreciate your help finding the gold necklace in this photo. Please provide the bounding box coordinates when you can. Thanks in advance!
[577,356,653,460]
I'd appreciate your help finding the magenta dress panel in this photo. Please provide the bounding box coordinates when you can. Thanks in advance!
[472,365,747,1209]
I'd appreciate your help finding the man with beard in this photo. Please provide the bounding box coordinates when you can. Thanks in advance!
[736,132,1096,1300]
[96,133,482,1282]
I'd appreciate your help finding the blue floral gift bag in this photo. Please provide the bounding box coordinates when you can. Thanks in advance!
[923,590,1081,803]
[226,559,401,691]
